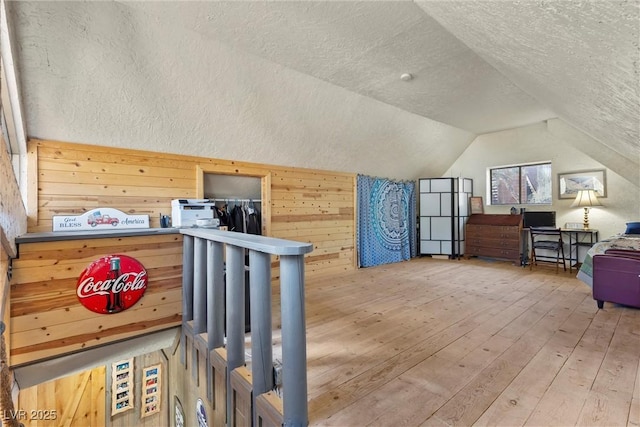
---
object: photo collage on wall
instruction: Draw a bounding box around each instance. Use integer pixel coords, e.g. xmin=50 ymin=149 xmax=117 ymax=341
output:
xmin=141 ymin=364 xmax=162 ymax=418
xmin=112 ymin=358 xmax=134 ymax=415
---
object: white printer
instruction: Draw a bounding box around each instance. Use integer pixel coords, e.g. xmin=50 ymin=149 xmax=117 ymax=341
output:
xmin=171 ymin=199 xmax=218 ymax=228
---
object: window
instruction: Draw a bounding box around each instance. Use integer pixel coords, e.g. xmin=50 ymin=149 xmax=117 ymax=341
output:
xmin=490 ymin=162 xmax=552 ymax=205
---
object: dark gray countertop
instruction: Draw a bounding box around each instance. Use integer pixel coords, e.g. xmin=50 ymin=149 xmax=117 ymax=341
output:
xmin=16 ymin=227 xmax=181 ymax=244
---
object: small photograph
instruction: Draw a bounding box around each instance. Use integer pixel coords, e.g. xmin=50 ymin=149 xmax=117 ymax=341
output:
xmin=116 ymin=372 xmax=129 ymax=381
xmin=116 ymin=381 xmax=129 ymax=391
xmin=116 ymin=400 xmax=130 ymax=410
xmin=146 ymin=377 xmax=158 ymax=387
xmin=144 ymin=403 xmax=158 ymax=414
xmin=145 ymin=395 xmax=158 ymax=405
xmin=146 ymin=386 xmax=158 ymax=395
xmin=116 ymin=361 xmax=130 ymax=371
xmin=116 ymin=391 xmax=128 ymax=400
xmin=145 ymin=367 xmax=158 ymax=377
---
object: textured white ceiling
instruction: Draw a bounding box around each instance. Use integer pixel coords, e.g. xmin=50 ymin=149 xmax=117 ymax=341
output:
xmin=417 ymin=0 xmax=640 ymax=167
xmin=122 ymin=0 xmax=556 ymax=134
xmin=6 ymin=1 xmax=639 ymax=180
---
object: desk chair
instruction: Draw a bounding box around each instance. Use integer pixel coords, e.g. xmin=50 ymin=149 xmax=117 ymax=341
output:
xmin=529 ymin=227 xmax=567 ymax=273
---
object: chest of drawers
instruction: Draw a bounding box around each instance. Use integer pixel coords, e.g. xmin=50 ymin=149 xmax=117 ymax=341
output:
xmin=465 ymin=214 xmax=523 ymax=264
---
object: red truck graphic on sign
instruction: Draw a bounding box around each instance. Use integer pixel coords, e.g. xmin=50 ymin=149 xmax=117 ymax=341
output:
xmin=88 ymin=211 xmax=119 ymax=227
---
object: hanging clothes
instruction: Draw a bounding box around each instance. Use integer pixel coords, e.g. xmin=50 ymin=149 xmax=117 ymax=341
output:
xmin=231 ymin=204 xmax=246 ymax=233
xmin=246 ymin=201 xmax=261 ymax=235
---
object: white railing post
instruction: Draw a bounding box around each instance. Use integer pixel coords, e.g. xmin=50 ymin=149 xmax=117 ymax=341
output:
xmin=280 ymin=254 xmax=308 ymax=426
xmin=193 ymin=237 xmax=207 ymax=334
xmin=207 ymin=240 xmax=225 ymax=349
xmin=182 ymin=235 xmax=194 ymax=322
xmin=249 ymin=249 xmax=273 ymax=424
xmin=225 ymin=243 xmax=246 ymax=421
xmin=180 ymin=235 xmax=194 ymax=365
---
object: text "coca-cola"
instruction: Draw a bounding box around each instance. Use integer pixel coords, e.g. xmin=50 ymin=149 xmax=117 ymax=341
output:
xmin=77 ymin=271 xmax=147 ymax=298
xmin=76 ymin=254 xmax=148 ymax=314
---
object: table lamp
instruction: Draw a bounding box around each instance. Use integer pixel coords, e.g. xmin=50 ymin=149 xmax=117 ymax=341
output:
xmin=570 ymin=189 xmax=602 ymax=229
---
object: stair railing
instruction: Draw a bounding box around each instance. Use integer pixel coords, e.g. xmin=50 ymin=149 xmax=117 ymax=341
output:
xmin=180 ymin=228 xmax=313 ymax=426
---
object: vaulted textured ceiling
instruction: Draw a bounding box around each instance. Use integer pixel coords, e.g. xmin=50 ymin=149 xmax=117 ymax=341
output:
xmin=6 ymin=1 xmax=639 ymax=180
xmin=122 ymin=0 xmax=556 ymax=134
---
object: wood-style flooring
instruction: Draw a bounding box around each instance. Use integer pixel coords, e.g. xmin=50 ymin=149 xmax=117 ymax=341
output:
xmin=300 ymin=257 xmax=639 ymax=426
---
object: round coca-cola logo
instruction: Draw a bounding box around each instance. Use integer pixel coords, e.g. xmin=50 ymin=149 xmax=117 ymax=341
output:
xmin=77 ymin=254 xmax=148 ymax=314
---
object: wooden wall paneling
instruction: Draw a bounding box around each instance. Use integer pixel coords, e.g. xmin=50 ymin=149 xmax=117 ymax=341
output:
xmin=27 ymin=141 xmax=39 ymax=228
xmin=91 ymin=366 xmax=107 ymax=426
xmin=211 ymin=348 xmax=227 ymax=426
xmin=18 ymin=365 xmax=106 ymax=427
xmin=270 ymin=169 xmax=355 ymax=278
xmin=167 ymin=328 xmax=217 ymax=427
xmin=255 ymin=391 xmax=284 ymax=427
xmin=1 ymin=247 xmax=10 ymax=365
xmin=230 ymin=367 xmax=252 ymax=427
xmin=31 ymin=139 xmax=356 ymax=278
xmin=262 ymin=173 xmax=272 ymax=237
xmin=33 ymin=140 xmax=197 ymax=231
xmin=195 ymin=165 xmax=205 ymax=199
xmin=0 ymin=134 xmax=27 ymax=257
xmin=9 ymin=234 xmax=183 ymax=366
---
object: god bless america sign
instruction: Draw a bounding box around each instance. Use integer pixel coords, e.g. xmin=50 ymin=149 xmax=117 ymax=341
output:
xmin=54 ymin=208 xmax=149 ymax=232
xmin=77 ymin=255 xmax=148 ymax=314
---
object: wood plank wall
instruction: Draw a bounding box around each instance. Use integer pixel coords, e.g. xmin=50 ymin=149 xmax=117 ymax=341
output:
xmin=1 ymin=247 xmax=9 ymax=364
xmin=18 ymin=365 xmax=106 ymax=426
xmin=0 ymin=134 xmax=27 ymax=257
xmin=10 ymin=233 xmax=183 ymax=366
xmin=29 ymin=139 xmax=356 ymax=277
xmin=17 ymin=350 xmax=168 ymax=427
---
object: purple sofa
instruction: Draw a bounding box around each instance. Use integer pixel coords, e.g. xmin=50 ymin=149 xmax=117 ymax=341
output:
xmin=592 ymin=249 xmax=640 ymax=309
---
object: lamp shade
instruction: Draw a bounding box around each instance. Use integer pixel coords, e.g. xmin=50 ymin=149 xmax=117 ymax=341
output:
xmin=570 ymin=189 xmax=602 ymax=208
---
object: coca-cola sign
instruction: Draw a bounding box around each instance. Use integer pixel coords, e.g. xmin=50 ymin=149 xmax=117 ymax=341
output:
xmin=77 ymin=255 xmax=148 ymax=314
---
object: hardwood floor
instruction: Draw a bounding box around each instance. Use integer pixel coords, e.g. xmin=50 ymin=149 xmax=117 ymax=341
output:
xmin=300 ymin=257 xmax=640 ymax=426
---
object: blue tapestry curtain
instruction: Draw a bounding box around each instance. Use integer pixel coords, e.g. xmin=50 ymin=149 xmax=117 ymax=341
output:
xmin=357 ymin=175 xmax=417 ymax=267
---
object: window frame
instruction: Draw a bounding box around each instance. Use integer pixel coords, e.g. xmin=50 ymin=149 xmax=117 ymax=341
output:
xmin=488 ymin=161 xmax=552 ymax=206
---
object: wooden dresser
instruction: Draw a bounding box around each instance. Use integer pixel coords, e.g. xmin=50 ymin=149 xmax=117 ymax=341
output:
xmin=465 ymin=214 xmax=523 ymax=264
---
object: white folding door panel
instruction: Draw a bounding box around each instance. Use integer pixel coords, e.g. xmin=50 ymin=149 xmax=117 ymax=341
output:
xmin=441 ymin=241 xmax=452 ymax=255
xmin=420 ymin=217 xmax=431 ymax=240
xmin=419 ymin=177 xmax=473 ymax=258
xmin=420 ymin=193 xmax=441 ymax=216
xmin=430 ymin=179 xmax=451 ymax=192
xmin=431 ymin=217 xmax=452 ymax=241
xmin=440 ymin=193 xmax=452 ymax=217
xmin=420 ymin=240 xmax=441 ymax=254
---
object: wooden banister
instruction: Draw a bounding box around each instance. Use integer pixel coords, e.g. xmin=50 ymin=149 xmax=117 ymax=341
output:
xmin=180 ymin=229 xmax=313 ymax=426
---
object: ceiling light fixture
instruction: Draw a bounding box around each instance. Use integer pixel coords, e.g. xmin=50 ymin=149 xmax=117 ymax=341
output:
xmin=400 ymin=73 xmax=413 ymax=81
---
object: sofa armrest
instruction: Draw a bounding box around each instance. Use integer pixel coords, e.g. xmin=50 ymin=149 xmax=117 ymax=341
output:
xmin=604 ymin=249 xmax=640 ymax=260
xmin=592 ymin=254 xmax=640 ymax=309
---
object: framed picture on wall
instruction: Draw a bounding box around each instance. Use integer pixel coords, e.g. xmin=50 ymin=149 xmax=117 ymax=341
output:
xmin=141 ymin=364 xmax=162 ymax=418
xmin=558 ymin=169 xmax=607 ymax=199
xmin=470 ymin=196 xmax=484 ymax=214
xmin=112 ymin=358 xmax=134 ymax=415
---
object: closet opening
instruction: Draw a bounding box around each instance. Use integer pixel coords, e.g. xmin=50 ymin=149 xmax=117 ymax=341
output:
xmin=201 ymin=171 xmax=269 ymax=235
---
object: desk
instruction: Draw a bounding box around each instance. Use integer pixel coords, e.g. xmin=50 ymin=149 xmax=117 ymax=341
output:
xmin=521 ymin=228 xmax=598 ymax=270
xmin=562 ymin=228 xmax=599 ymax=268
